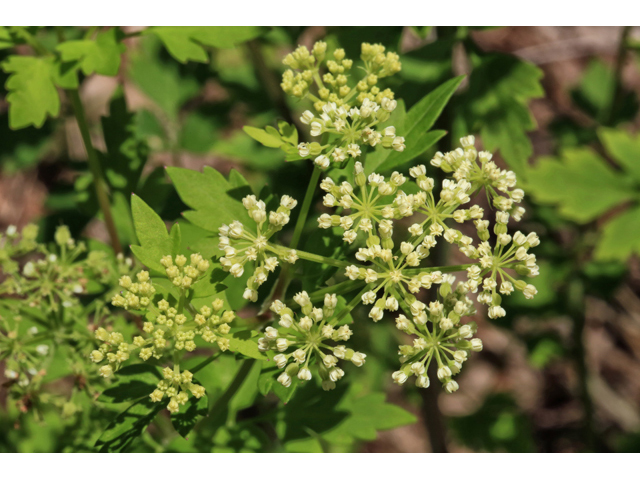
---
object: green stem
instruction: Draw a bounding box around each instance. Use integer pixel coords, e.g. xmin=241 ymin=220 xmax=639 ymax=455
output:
xmin=290 ymin=166 xmax=322 ymax=250
xmin=601 ymin=26 xmax=632 ymax=126
xmin=67 ymin=89 xmax=122 ymax=255
xmin=294 ymin=249 xmax=352 ymax=268
xmin=403 ymin=263 xmax=475 ymax=275
xmin=334 ymin=284 xmax=373 ymax=323
xmin=198 ymin=358 xmax=256 ymax=432
xmin=306 ymin=281 xmax=366 ymax=305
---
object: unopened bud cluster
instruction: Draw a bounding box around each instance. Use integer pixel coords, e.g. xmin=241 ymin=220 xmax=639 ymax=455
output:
xmin=258 ymin=292 xmax=366 ymax=391
xmin=1 ymin=224 xmax=115 ymax=313
xmin=93 ymin=255 xmax=235 ymax=413
xmin=282 ymin=42 xmax=404 ymax=170
xmin=150 ymin=367 xmax=206 ymax=414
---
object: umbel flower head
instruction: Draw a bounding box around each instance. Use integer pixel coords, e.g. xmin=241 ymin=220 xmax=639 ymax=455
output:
xmin=258 ymin=292 xmax=366 ymax=391
xmin=150 ymin=367 xmax=206 ymax=414
xmin=318 ymin=161 xmax=409 ymax=244
xmin=219 ymin=194 xmax=299 ymax=302
xmin=92 ymin=254 xmax=235 ymax=413
xmin=282 ymin=42 xmax=405 ymax=170
xmin=394 ymin=283 xmax=482 ymax=392
xmin=314 ymin=135 xmax=540 ymax=325
xmin=0 ymin=224 xmax=116 ymax=313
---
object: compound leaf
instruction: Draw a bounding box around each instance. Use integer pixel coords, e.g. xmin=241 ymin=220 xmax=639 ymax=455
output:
xmin=130 ymin=194 xmax=176 ymax=273
xmin=148 ymin=26 xmax=267 ymax=63
xmin=56 ymin=27 xmax=125 ymax=76
xmin=595 ymin=206 xmax=640 ymax=262
xmin=526 ymin=147 xmax=635 ymax=224
xmin=2 ymin=56 xmax=61 ymax=129
xmin=598 ymin=128 xmax=640 ymax=182
xmin=166 ymin=166 xmax=251 ymax=234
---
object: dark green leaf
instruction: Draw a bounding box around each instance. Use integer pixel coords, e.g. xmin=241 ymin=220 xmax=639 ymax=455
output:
xmin=99 ymin=364 xmax=162 ymax=404
xmin=95 ymin=398 xmax=165 ymax=452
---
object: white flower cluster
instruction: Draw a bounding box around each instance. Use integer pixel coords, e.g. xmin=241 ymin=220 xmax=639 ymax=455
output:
xmin=298 ymin=98 xmax=404 ymax=170
xmin=317 ymin=162 xmax=408 ymax=243
xmin=465 ymin=230 xmax=540 ymax=319
xmin=431 ymin=135 xmax=525 ymax=216
xmin=313 ymin=136 xmax=540 ymax=325
xmin=258 ymin=292 xmax=366 ymax=391
xmin=394 ymin=283 xmax=482 ymax=392
xmin=219 ymin=194 xmax=299 ymax=302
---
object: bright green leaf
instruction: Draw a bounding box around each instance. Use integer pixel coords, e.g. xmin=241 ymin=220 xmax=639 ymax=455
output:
xmin=130 ymin=194 xmax=174 ymax=272
xmin=171 ymin=393 xmax=208 ymax=438
xmin=228 ymin=329 xmax=268 ymax=361
xmin=598 ymin=128 xmax=640 ymax=182
xmin=147 ymin=26 xmax=267 ymax=63
xmin=526 ymin=147 xmax=635 ymax=223
xmin=243 ymin=125 xmax=284 ymax=148
xmin=56 ymin=27 xmax=125 ymax=76
xmin=2 ymin=56 xmax=60 ymax=129
xmin=98 ymin=364 xmax=162 ymax=404
xmin=166 ymin=166 xmax=252 ymax=234
xmin=595 ymin=206 xmax=640 ymax=262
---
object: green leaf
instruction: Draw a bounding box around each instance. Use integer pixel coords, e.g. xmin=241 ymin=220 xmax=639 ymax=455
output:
xmin=2 ymin=56 xmax=61 ymax=129
xmin=243 ymin=125 xmax=284 ymax=148
xmin=128 ymin=36 xmax=200 ymax=120
xmin=595 ymin=206 xmax=640 ymax=262
xmin=166 ymin=166 xmax=252 ymax=234
xmin=460 ymin=54 xmax=544 ymax=178
xmin=98 ymin=364 xmax=162 ymax=404
xmin=365 ymin=77 xmax=462 ymax=173
xmin=598 ymin=128 xmax=640 ymax=182
xmin=171 ymin=393 xmax=208 ymax=437
xmin=526 ymin=147 xmax=635 ymax=223
xmin=99 ymin=88 xmax=149 ymax=193
xmin=56 ymin=27 xmax=125 ymax=76
xmin=130 ymin=194 xmax=176 ymax=272
xmin=280 ymin=383 xmax=415 ymax=451
xmin=227 ymin=329 xmax=268 ymax=360
xmin=379 ymin=130 xmax=446 ymax=172
xmin=398 ymin=75 xmax=464 ymax=160
xmin=0 ymin=26 xmax=14 ymax=49
xmin=95 ymin=398 xmax=165 ymax=452
xmin=147 ymin=26 xmax=267 ymax=63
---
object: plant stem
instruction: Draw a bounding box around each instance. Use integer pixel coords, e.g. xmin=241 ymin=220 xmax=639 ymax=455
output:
xmin=293 ymin=248 xmax=352 ymax=268
xmin=290 ymin=166 xmax=322 ymax=250
xmin=198 ymin=358 xmax=256 ymax=433
xmin=67 ymin=89 xmax=122 ymax=255
xmin=301 ymin=280 xmax=366 ymax=306
xmin=403 ymin=263 xmax=475 ymax=275
xmin=335 ymin=284 xmax=373 ymax=323
xmin=394 ymin=288 xmax=449 ymax=453
xmin=601 ymin=26 xmax=632 ymax=126
xmin=264 ymin=166 xmax=322 ymax=306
